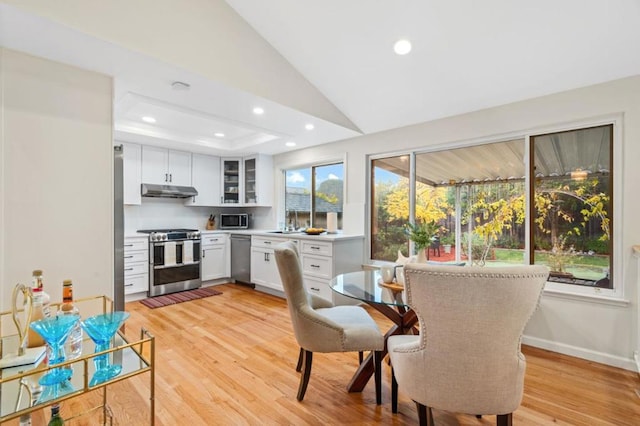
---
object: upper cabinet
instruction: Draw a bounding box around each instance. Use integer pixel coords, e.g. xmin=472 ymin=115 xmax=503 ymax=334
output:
xmin=243 ymin=154 xmax=273 ymax=206
xmin=141 ymin=146 xmax=192 ymax=186
xmin=122 ymin=142 xmax=142 ymax=205
xmin=186 ymin=153 xmax=221 ymax=207
xmin=221 ymin=158 xmax=242 ymax=205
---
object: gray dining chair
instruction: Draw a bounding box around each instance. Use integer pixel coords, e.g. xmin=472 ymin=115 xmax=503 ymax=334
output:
xmin=273 ymin=241 xmax=385 ymax=403
xmin=388 ymin=263 xmax=548 ymax=425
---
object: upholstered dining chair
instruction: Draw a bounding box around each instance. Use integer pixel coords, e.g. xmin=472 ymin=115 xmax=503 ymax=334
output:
xmin=388 ymin=263 xmax=548 ymax=426
xmin=274 ymin=241 xmax=385 ymax=403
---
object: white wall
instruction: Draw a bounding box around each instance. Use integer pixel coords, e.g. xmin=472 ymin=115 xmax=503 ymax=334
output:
xmin=0 ymin=48 xmax=113 ymax=310
xmin=124 ymin=200 xmax=274 ymax=234
xmin=274 ymin=75 xmax=640 ymax=370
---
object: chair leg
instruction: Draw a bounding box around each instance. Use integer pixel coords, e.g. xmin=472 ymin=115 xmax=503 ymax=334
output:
xmin=358 ymin=351 xmax=363 ymax=364
xmin=391 ymin=367 xmax=398 ymax=413
xmin=497 ymin=413 xmax=512 ymax=426
xmin=297 ymin=350 xmax=313 ymax=401
xmin=415 ymin=402 xmax=428 ymax=426
xmin=295 ymin=347 xmax=303 ymax=372
xmin=374 ymin=351 xmax=382 ymax=405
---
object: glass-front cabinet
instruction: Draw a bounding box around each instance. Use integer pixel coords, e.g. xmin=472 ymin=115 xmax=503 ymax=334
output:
xmin=244 ymin=157 xmax=257 ymax=204
xmin=221 ymin=158 xmax=242 ymax=204
xmin=243 ymin=154 xmax=273 ymax=206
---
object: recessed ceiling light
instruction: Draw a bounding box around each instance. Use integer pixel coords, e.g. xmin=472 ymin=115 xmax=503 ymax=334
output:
xmin=305 ymin=123 xmax=315 ymax=131
xmin=393 ymin=39 xmax=412 ymax=55
xmin=214 ymin=132 xmax=225 ymax=138
xmin=253 ymin=107 xmax=264 ymax=115
xmin=285 ymin=141 xmax=296 ymax=147
xmin=142 ymin=116 xmax=156 ymax=123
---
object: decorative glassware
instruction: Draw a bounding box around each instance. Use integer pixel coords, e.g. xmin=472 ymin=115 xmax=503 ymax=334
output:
xmin=81 ymin=311 xmax=130 ymax=386
xmin=29 ymin=314 xmax=80 ymax=386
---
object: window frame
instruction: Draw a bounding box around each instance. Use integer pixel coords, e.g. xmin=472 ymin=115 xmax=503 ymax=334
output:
xmin=279 ymin=153 xmax=347 ymax=230
xmin=367 ymin=115 xmax=624 ymax=301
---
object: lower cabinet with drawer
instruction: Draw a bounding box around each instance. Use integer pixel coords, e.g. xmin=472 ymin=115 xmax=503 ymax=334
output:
xmin=300 ymin=237 xmax=364 ymax=305
xmin=201 ymin=232 xmax=230 ymax=281
xmin=124 ymin=236 xmax=149 ymax=297
xmin=251 ymin=235 xmax=291 ymax=292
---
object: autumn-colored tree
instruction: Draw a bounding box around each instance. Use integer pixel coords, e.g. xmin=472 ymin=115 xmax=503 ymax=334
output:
xmin=385 ymin=178 xmax=451 ymax=224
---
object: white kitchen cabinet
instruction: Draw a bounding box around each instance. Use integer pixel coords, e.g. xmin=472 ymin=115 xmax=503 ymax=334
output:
xmin=221 ymin=158 xmax=242 ymax=204
xmin=250 ymin=235 xmax=293 ymax=292
xmin=141 ymin=145 xmax=192 ymax=186
xmin=299 ymin=237 xmax=364 ymax=305
xmin=201 ymin=232 xmax=230 ymax=281
xmin=243 ymin=154 xmax=273 ymax=206
xmin=124 ymin=236 xmax=149 ymax=296
xmin=186 ymin=153 xmax=221 ymax=207
xmin=122 ymin=142 xmax=142 ymax=205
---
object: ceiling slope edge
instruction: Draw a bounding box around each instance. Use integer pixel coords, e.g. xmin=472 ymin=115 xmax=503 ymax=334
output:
xmin=1 ymin=0 xmax=361 ymax=134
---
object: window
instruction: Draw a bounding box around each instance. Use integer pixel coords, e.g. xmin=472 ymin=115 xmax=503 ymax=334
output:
xmin=370 ymin=123 xmax=615 ymax=292
xmin=371 ymin=155 xmax=410 ymax=260
xmin=531 ymin=125 xmax=613 ymax=288
xmin=285 ymin=163 xmax=344 ymax=230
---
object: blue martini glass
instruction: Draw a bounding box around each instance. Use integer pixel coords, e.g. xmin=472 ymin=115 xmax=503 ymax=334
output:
xmin=29 ymin=315 xmax=80 ymax=386
xmin=81 ymin=311 xmax=130 ymax=386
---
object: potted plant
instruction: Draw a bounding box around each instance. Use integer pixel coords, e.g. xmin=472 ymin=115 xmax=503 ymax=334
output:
xmin=405 ymin=220 xmax=440 ymax=262
xmin=441 ymin=233 xmax=454 ymax=254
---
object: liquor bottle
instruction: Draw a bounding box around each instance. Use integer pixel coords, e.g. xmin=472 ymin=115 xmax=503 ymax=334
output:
xmin=48 ymin=404 xmax=64 ymax=425
xmin=26 ymin=287 xmax=45 ymax=348
xmin=60 ymin=279 xmax=82 ymax=358
xmin=32 ymin=270 xmax=51 ymax=318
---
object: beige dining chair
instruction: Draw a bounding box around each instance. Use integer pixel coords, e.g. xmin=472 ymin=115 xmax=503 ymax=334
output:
xmin=388 ymin=263 xmax=548 ymax=425
xmin=273 ymin=241 xmax=385 ymax=403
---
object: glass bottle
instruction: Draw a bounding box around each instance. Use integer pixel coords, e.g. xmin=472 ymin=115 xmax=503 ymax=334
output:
xmin=32 ymin=270 xmax=51 ymax=318
xmin=60 ymin=279 xmax=82 ymax=358
xmin=27 ymin=288 xmax=45 ymax=348
xmin=48 ymin=404 xmax=64 ymax=425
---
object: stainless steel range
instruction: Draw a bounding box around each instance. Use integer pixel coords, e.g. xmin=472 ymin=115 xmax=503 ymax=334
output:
xmin=137 ymin=229 xmax=201 ymax=297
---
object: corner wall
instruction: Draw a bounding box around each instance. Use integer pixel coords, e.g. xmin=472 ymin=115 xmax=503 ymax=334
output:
xmin=274 ymin=75 xmax=640 ymax=370
xmin=0 ymin=48 xmax=113 ymax=309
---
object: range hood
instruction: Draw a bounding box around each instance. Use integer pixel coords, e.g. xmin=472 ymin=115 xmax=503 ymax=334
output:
xmin=141 ymin=183 xmax=198 ymax=198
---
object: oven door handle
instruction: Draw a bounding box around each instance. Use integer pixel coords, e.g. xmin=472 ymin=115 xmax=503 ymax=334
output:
xmin=152 ymin=261 xmax=200 ymax=270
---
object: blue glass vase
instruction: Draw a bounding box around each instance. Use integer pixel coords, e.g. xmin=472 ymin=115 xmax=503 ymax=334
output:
xmin=81 ymin=311 xmax=130 ymax=386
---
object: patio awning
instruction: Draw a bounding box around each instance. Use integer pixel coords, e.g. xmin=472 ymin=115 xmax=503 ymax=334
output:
xmin=374 ymin=126 xmax=610 ymax=186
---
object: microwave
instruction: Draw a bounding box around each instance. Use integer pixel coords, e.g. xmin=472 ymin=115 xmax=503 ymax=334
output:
xmin=220 ymin=213 xmax=249 ymax=229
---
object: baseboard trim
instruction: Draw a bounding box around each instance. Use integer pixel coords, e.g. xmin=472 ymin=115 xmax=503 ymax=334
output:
xmin=522 ymin=335 xmax=637 ymax=372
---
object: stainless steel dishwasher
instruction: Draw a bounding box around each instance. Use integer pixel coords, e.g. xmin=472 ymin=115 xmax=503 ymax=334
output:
xmin=231 ymin=234 xmax=252 ymax=284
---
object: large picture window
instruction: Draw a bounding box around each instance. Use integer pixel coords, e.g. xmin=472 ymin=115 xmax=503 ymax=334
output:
xmin=370 ymin=123 xmax=615 ymax=291
xmin=531 ymin=125 xmax=612 ymax=288
xmin=285 ymin=163 xmax=344 ymax=230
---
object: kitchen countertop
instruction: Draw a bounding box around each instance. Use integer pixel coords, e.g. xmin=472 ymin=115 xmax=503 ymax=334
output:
xmin=126 ymin=229 xmax=364 ymax=241
xmin=200 ymin=229 xmax=364 ymax=241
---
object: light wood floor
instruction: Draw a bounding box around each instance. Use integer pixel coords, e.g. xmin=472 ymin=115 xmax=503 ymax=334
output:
xmin=17 ymin=283 xmax=640 ymax=425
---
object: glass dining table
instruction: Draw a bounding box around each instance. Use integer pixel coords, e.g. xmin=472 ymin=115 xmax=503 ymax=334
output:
xmin=330 ymin=269 xmax=418 ymax=393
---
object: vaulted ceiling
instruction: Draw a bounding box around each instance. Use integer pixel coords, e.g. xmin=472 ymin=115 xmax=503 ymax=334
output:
xmin=2 ymin=1 xmax=639 ymax=156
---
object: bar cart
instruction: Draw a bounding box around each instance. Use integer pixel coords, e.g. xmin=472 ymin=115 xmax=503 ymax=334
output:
xmin=0 ymin=296 xmax=154 ymax=425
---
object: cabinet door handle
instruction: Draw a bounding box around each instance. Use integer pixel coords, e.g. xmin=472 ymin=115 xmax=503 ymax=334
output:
xmin=311 ymin=246 xmax=321 ymax=250
xmin=125 ymin=283 xmax=134 ymax=287
xmin=202 ymin=250 xmax=205 ymax=258
xmin=169 ymin=173 xmax=172 ymax=182
xmin=125 ymin=267 xmax=134 ymax=271
xmin=310 ymin=264 xmax=320 ymax=268
xmin=124 ymin=244 xmax=134 ymax=247
xmin=310 ymin=287 xmax=320 ymax=291
xmin=124 ymin=255 xmax=134 ymax=259
xmin=265 ymin=241 xmax=271 ymax=245
xmin=165 ymin=173 xmax=168 ymax=182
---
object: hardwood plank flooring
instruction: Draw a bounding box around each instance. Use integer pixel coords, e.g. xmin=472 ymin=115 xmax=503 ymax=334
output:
xmin=12 ymin=283 xmax=640 ymax=425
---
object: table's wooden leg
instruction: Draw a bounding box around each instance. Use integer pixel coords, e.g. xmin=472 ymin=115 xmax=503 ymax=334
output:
xmin=346 ymin=306 xmax=418 ymax=392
